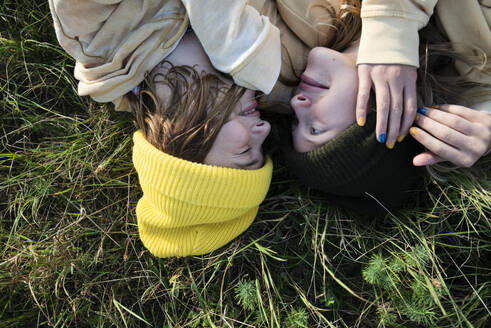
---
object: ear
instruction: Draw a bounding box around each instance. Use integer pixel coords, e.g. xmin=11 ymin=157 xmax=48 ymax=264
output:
xmin=153 ymin=82 xmax=172 ymax=108
xmin=150 ymin=67 xmax=171 ymax=106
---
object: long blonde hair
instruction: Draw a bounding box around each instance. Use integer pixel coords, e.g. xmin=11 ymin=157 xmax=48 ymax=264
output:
xmin=126 ymin=62 xmax=245 ymax=163
xmin=308 ymin=0 xmax=361 ymax=51
xmin=277 ymin=0 xmax=362 ymax=88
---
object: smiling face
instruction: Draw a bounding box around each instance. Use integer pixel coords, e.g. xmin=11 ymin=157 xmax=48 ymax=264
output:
xmin=204 ymin=89 xmax=271 ymax=169
xmin=291 ymin=45 xmax=359 ymax=152
xmin=148 ymin=31 xmax=270 ymax=170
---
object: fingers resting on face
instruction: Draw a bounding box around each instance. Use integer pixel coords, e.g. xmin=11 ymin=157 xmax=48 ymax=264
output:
xmin=409 ymin=104 xmax=491 ymax=168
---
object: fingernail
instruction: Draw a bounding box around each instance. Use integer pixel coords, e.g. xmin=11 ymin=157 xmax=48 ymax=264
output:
xmin=409 ymin=127 xmax=418 ymax=135
xmin=432 ymin=104 xmax=439 ymax=109
xmin=387 ymin=141 xmax=395 ymax=149
xmin=397 ymin=135 xmax=406 ymax=143
xmin=357 ymin=117 xmax=365 ymax=126
xmin=417 ymin=107 xmax=427 ymax=115
xmin=378 ymin=133 xmax=386 ymax=143
xmin=415 ymin=114 xmax=420 ymax=121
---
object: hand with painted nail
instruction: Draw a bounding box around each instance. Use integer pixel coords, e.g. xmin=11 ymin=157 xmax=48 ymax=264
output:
xmin=356 ymin=64 xmax=418 ymax=149
xmin=409 ymin=105 xmax=491 ymax=167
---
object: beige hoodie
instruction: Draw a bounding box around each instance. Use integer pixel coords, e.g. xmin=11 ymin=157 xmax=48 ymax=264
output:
xmin=359 ymin=0 xmax=490 ymax=89
xmin=50 ymin=0 xmax=490 ymax=111
xmin=357 ymin=0 xmax=438 ymax=67
xmin=49 ymin=0 xmax=281 ymax=111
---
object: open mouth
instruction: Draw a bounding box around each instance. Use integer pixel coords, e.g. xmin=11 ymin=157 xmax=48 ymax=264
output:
xmin=240 ymin=101 xmax=259 ymax=116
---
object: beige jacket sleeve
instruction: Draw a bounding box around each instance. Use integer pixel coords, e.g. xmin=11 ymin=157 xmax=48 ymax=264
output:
xmin=180 ymin=0 xmax=281 ymax=94
xmin=48 ymin=0 xmax=188 ymax=111
xmin=357 ymin=0 xmax=438 ymax=67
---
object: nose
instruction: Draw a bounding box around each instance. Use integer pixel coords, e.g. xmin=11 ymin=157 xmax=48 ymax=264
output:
xmin=251 ymin=118 xmax=271 ymax=137
xmin=290 ymin=94 xmax=311 ymax=109
xmin=290 ymin=94 xmax=311 ymax=126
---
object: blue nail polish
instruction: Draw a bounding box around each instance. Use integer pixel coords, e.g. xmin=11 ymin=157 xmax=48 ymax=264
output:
xmin=417 ymin=107 xmax=427 ymax=115
xmin=378 ymin=133 xmax=386 ymax=143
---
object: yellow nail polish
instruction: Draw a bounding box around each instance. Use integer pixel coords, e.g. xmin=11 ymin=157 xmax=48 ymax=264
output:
xmin=410 ymin=127 xmax=418 ymax=135
xmin=357 ymin=117 xmax=365 ymax=126
xmin=387 ymin=141 xmax=395 ymax=149
xmin=432 ymin=104 xmax=439 ymax=109
xmin=415 ymin=114 xmax=420 ymax=121
xmin=397 ymin=135 xmax=406 ymax=143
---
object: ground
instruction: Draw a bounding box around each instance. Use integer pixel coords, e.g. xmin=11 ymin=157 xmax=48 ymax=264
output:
xmin=1 ymin=2 xmax=490 ymax=327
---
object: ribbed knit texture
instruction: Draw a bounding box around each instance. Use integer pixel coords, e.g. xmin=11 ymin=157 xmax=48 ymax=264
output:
xmin=132 ymin=130 xmax=273 ymax=257
xmin=280 ymin=113 xmax=424 ymax=214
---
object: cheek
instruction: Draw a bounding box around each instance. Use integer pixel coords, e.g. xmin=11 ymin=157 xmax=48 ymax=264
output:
xmin=215 ymin=121 xmax=250 ymax=151
xmin=331 ymin=69 xmax=358 ymax=108
xmin=314 ymin=78 xmax=358 ymax=126
xmin=339 ymin=73 xmax=358 ymax=107
xmin=308 ymin=47 xmax=330 ymax=69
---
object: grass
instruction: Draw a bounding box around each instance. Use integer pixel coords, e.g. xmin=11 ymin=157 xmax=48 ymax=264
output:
xmin=1 ymin=1 xmax=490 ymax=327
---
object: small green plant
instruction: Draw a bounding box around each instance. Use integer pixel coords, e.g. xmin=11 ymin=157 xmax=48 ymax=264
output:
xmin=400 ymin=298 xmax=437 ymax=327
xmin=284 ymin=307 xmax=308 ymax=328
xmin=388 ymin=256 xmax=405 ymax=273
xmin=363 ymin=245 xmax=441 ymax=327
xmin=377 ymin=303 xmax=397 ymax=327
xmin=405 ymin=244 xmax=430 ymax=268
xmin=410 ymin=279 xmax=432 ymax=305
xmin=323 ymin=288 xmax=336 ymax=307
xmin=234 ymin=280 xmax=257 ymax=311
xmin=362 ymin=253 xmax=392 ymax=289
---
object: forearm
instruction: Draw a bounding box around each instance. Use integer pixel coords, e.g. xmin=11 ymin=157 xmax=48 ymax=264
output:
xmin=180 ymin=0 xmax=281 ymax=94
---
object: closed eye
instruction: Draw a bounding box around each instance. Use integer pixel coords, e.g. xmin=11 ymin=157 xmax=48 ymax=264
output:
xmin=239 ymin=147 xmax=251 ymax=155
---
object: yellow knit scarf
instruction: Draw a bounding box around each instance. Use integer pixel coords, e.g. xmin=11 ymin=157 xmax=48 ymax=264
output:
xmin=132 ymin=130 xmax=273 ymax=257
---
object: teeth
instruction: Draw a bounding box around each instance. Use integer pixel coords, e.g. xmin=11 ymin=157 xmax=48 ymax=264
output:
xmin=243 ymin=108 xmax=256 ymax=115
